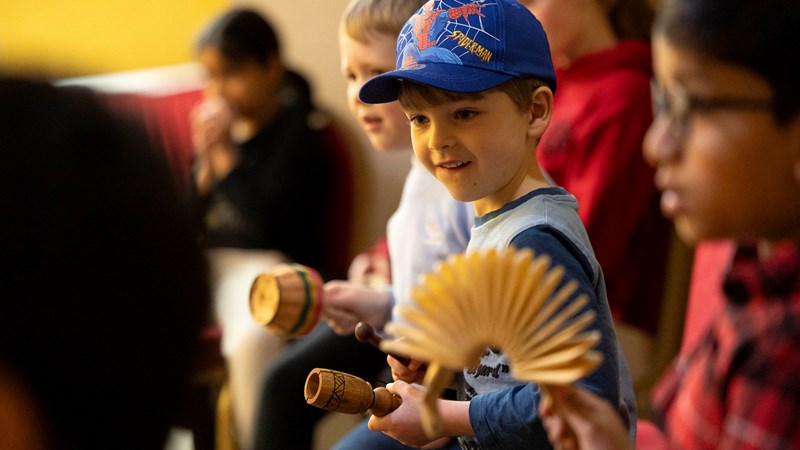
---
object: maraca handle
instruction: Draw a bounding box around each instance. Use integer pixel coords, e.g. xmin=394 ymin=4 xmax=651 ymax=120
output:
xmin=355 ymin=322 xmax=412 ymax=366
xmin=370 ymin=386 xmax=402 ymax=416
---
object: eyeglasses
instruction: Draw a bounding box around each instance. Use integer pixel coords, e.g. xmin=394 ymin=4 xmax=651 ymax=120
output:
xmin=650 ymin=81 xmax=773 ymax=146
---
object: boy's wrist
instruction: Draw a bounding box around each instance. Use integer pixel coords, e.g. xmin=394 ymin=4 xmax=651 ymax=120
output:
xmin=437 ymin=398 xmax=473 ymax=439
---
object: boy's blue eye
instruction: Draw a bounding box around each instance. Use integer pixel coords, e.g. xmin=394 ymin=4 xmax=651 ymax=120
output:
xmin=409 ymin=115 xmax=429 ymax=126
xmin=455 ymin=110 xmax=477 ymax=120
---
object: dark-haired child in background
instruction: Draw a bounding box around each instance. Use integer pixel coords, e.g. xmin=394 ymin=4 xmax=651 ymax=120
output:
xmin=188 ymin=8 xmax=334 ymax=448
xmin=190 ymin=8 xmax=331 ymax=271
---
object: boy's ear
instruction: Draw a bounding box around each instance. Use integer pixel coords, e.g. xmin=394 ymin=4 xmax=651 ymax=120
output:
xmin=527 ymin=86 xmax=553 ymax=139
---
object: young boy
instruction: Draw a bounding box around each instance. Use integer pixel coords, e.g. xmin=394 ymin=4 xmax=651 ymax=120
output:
xmin=540 ymin=0 xmax=800 ymax=448
xmin=254 ymin=1 xmax=474 ymax=448
xmin=357 ymin=0 xmax=629 ymax=448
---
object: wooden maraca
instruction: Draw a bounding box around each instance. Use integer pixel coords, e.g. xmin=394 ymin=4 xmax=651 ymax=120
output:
xmin=249 ymin=263 xmax=324 ymax=337
xmin=304 ymin=368 xmax=401 ymax=417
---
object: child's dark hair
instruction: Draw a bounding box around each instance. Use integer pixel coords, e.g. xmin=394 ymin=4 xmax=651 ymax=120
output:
xmin=398 ymin=78 xmax=547 ymax=113
xmin=606 ymin=0 xmax=654 ymax=42
xmin=654 ymin=0 xmax=799 ymax=124
xmin=196 ymin=8 xmax=280 ymax=64
xmin=0 ymin=77 xmax=210 ymax=449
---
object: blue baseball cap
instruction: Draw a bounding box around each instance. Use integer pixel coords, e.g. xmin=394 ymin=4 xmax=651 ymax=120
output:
xmin=359 ymin=0 xmax=556 ymax=104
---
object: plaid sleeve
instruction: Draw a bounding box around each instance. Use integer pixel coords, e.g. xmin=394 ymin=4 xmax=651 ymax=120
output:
xmin=720 ymin=307 xmax=800 ymax=450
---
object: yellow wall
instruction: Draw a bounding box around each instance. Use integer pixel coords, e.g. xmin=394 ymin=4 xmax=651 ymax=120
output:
xmin=0 ymin=0 xmax=228 ymax=77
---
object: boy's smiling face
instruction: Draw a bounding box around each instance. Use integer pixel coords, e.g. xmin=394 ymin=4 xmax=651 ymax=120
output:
xmin=339 ymin=30 xmax=411 ymax=152
xmin=404 ymin=89 xmax=547 ymax=215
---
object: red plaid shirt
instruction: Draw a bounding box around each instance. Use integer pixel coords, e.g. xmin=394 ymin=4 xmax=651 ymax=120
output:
xmin=651 ymin=240 xmax=800 ymax=449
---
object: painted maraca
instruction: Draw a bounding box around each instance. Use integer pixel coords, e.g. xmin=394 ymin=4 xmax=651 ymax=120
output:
xmin=249 ymin=263 xmax=324 ymax=337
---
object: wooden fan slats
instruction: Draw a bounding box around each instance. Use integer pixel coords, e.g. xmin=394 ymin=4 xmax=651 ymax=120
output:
xmin=418 ymin=272 xmax=452 ymax=311
xmin=393 ymin=305 xmax=450 ymax=340
xmin=383 ymin=322 xmax=466 ymax=369
xmin=380 ymin=248 xmax=605 ymax=438
xmin=467 ymin=250 xmax=494 ymax=324
xmin=420 ymin=362 xmax=454 ymax=437
xmin=520 ymin=292 xmax=589 ymax=354
xmin=492 ymin=248 xmax=515 ymax=318
xmin=501 ymin=253 xmax=549 ymax=339
xmin=520 ymin=276 xmax=575 ymax=346
xmin=511 ymin=351 xmax=603 ymax=386
xmin=494 ymin=249 xmax=531 ymax=339
xmin=511 ymin=331 xmax=600 ymax=373
xmin=410 ymin=284 xmax=472 ymax=338
xmin=505 ymin=265 xmax=565 ymax=349
xmin=514 ymin=310 xmax=597 ymax=362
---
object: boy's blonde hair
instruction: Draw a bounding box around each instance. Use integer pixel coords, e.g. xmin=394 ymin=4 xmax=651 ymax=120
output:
xmin=340 ymin=0 xmax=427 ymax=42
xmin=398 ymin=78 xmax=547 ymax=113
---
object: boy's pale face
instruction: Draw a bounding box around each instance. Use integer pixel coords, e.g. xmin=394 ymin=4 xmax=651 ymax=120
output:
xmin=405 ymin=90 xmax=542 ymax=216
xmin=339 ymin=30 xmax=411 ymax=152
xmin=645 ymin=36 xmax=800 ymax=245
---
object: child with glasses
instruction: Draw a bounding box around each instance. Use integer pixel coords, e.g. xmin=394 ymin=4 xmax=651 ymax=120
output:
xmin=540 ymin=0 xmax=800 ymax=448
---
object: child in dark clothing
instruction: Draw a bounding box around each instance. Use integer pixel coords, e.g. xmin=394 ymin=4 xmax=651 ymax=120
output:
xmin=191 ymin=8 xmax=330 ymax=273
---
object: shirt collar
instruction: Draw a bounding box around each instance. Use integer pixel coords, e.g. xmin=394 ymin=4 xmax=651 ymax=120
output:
xmin=723 ymin=240 xmax=800 ymax=305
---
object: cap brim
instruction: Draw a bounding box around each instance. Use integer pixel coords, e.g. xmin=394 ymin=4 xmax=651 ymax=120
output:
xmin=359 ymin=62 xmax=514 ymax=104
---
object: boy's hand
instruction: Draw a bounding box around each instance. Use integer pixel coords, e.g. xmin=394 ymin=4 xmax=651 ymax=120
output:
xmin=322 ymin=280 xmax=391 ymax=335
xmin=368 ymin=381 xmax=451 ymax=448
xmin=191 ymin=97 xmax=238 ymax=195
xmin=539 ymin=385 xmax=634 ymax=450
xmin=388 ymin=354 xmax=426 ymax=384
xmin=347 ymin=242 xmax=391 ymax=287
xmin=191 ymin=96 xmax=234 ymax=152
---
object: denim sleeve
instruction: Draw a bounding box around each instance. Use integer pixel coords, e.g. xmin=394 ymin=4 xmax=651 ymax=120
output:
xmin=468 ymin=383 xmax=552 ymax=449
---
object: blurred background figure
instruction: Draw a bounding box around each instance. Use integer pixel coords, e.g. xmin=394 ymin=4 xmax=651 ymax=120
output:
xmin=190 ymin=7 xmax=331 ymax=273
xmin=519 ymin=0 xmax=674 ymax=390
xmin=0 ymin=77 xmax=209 ymax=450
xmin=188 ymin=8 xmax=345 ymax=449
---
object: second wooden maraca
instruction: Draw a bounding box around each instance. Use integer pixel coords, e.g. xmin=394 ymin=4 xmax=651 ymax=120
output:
xmin=249 ymin=263 xmax=324 ymax=337
xmin=304 ymin=368 xmax=401 ymax=417
xmin=355 ymin=321 xmax=412 ymax=366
